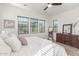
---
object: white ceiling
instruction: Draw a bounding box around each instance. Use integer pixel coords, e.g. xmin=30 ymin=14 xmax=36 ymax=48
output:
xmin=24 ymin=3 xmax=79 ymax=17
xmin=1 ymin=3 xmax=79 ymax=17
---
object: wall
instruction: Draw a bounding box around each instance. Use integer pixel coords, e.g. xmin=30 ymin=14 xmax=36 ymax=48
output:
xmin=50 ymin=7 xmax=79 ymax=40
xmin=0 ymin=4 xmax=49 ymax=39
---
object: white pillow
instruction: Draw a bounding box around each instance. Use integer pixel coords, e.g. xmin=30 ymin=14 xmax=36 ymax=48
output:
xmin=0 ymin=33 xmax=9 ymax=39
xmin=0 ymin=37 xmax=11 ymax=55
xmin=5 ymin=35 xmax=22 ymax=52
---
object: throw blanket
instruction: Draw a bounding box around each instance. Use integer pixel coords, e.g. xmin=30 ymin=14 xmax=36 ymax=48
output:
xmin=35 ymin=44 xmax=67 ymax=56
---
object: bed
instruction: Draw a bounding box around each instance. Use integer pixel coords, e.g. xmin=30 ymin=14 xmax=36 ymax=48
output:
xmin=10 ymin=37 xmax=67 ymax=56
xmin=0 ymin=30 xmax=67 ymax=56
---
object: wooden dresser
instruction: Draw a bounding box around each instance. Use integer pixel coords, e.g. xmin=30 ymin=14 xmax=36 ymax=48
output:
xmin=56 ymin=33 xmax=79 ymax=49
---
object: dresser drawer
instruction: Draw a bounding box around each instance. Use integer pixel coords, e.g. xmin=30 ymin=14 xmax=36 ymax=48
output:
xmin=56 ymin=33 xmax=79 ymax=49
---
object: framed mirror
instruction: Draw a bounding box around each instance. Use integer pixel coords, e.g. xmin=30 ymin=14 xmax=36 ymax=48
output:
xmin=62 ymin=24 xmax=72 ymax=34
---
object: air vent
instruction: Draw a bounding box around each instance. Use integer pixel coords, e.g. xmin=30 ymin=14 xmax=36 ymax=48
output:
xmin=23 ymin=4 xmax=27 ymax=6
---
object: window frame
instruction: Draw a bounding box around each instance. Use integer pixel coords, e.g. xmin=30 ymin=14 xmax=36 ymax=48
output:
xmin=30 ymin=18 xmax=38 ymax=34
xmin=18 ymin=16 xmax=29 ymax=34
xmin=38 ymin=20 xmax=45 ymax=33
xmin=18 ymin=16 xmax=46 ymax=34
xmin=53 ymin=19 xmax=58 ymax=32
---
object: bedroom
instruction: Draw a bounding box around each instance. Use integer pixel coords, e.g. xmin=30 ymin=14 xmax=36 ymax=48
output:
xmin=0 ymin=3 xmax=79 ymax=56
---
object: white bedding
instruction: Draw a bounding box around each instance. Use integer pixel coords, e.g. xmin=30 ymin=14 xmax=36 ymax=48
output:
xmin=35 ymin=44 xmax=67 ymax=56
xmin=0 ymin=38 xmax=11 ymax=56
xmin=11 ymin=37 xmax=52 ymax=56
xmin=11 ymin=37 xmax=67 ymax=56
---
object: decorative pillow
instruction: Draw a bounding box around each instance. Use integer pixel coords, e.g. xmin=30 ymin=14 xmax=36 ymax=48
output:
xmin=0 ymin=37 xmax=11 ymax=55
xmin=19 ymin=36 xmax=27 ymax=45
xmin=4 ymin=35 xmax=22 ymax=52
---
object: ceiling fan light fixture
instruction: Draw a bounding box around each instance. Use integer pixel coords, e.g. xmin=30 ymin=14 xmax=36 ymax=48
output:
xmin=48 ymin=4 xmax=52 ymax=7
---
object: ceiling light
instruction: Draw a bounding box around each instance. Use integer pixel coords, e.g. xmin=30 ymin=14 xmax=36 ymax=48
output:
xmin=48 ymin=4 xmax=52 ymax=7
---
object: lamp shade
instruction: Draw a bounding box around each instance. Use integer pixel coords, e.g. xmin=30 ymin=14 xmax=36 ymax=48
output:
xmin=1 ymin=30 xmax=6 ymax=34
xmin=48 ymin=27 xmax=53 ymax=32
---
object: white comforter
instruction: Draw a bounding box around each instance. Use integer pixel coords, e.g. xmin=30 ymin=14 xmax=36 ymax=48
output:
xmin=11 ymin=37 xmax=67 ymax=56
xmin=35 ymin=44 xmax=67 ymax=56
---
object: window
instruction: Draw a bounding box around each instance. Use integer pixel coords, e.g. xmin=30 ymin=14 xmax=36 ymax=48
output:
xmin=38 ymin=20 xmax=45 ymax=33
xmin=53 ymin=20 xmax=58 ymax=32
xmin=18 ymin=16 xmax=45 ymax=34
xmin=30 ymin=18 xmax=38 ymax=33
xmin=18 ymin=16 xmax=29 ymax=34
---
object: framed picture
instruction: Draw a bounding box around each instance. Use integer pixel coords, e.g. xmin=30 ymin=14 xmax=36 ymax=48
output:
xmin=4 ymin=20 xmax=15 ymax=28
xmin=62 ymin=24 xmax=72 ymax=34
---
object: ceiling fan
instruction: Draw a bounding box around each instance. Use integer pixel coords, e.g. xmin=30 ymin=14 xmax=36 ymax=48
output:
xmin=44 ymin=3 xmax=62 ymax=11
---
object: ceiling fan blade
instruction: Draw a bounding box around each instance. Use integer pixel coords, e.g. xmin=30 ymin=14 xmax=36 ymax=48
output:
xmin=44 ymin=6 xmax=48 ymax=10
xmin=52 ymin=3 xmax=62 ymax=6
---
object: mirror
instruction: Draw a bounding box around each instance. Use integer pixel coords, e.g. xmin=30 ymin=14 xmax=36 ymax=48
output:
xmin=62 ymin=24 xmax=72 ymax=34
